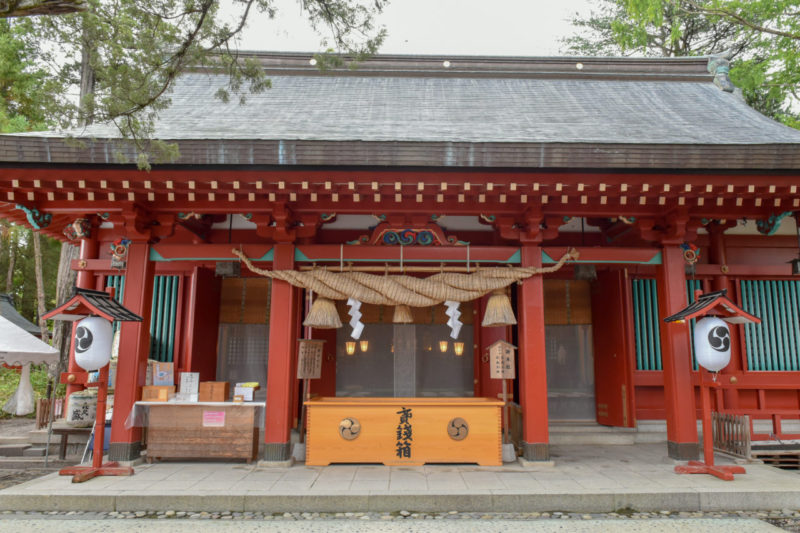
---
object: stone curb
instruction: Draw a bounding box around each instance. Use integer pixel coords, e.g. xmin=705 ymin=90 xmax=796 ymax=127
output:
xmin=3 ymin=489 xmax=800 ymax=513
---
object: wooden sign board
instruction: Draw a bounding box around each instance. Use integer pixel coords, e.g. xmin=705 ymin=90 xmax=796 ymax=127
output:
xmin=488 ymin=340 xmax=516 ymax=379
xmin=297 ymin=339 xmax=325 ymax=379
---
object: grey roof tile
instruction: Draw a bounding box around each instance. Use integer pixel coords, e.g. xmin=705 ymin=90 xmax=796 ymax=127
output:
xmin=23 ymin=72 xmax=800 ymax=145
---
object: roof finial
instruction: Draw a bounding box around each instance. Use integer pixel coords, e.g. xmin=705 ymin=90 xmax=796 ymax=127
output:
xmin=707 ymin=50 xmax=735 ymax=93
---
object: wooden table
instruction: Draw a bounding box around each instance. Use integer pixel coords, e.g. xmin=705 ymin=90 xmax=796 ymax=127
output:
xmin=51 ymin=425 xmax=91 ymax=460
xmin=305 ymin=397 xmax=503 ymax=466
xmin=131 ymin=402 xmax=263 ymax=463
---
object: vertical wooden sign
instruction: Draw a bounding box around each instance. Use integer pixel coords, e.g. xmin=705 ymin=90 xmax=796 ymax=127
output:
xmin=297 ymin=339 xmax=324 ymax=379
xmin=488 ymin=340 xmax=516 ymax=379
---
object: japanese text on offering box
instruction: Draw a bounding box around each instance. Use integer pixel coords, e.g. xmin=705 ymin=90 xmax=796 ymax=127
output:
xmin=395 ymin=407 xmax=413 ymax=459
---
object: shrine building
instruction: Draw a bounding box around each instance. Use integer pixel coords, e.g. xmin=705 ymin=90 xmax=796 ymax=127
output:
xmin=1 ymin=53 xmax=800 ymax=465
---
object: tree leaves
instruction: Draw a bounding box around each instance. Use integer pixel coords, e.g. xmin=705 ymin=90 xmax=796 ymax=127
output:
xmin=5 ymin=0 xmax=387 ymax=168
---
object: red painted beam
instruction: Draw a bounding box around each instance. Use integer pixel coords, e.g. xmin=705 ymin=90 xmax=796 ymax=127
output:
xmin=695 ymin=264 xmax=796 ymax=277
xmin=544 ymin=246 xmax=659 ymax=264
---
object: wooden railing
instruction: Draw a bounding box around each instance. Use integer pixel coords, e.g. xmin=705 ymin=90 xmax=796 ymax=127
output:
xmin=35 ymin=398 xmax=64 ymax=429
xmin=712 ymin=412 xmax=751 ymax=459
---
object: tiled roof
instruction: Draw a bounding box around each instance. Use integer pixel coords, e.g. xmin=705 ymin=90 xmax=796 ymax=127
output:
xmin=27 ymin=72 xmax=800 ymax=145
xmin=4 ymin=54 xmax=800 ymax=168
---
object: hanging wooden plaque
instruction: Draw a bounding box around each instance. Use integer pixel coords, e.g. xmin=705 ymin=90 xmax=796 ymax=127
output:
xmin=297 ymin=339 xmax=325 ymax=379
xmin=488 ymin=340 xmax=516 ymax=379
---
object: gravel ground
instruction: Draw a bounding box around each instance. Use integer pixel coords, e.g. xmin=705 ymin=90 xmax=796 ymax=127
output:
xmin=0 ymin=509 xmax=798 ymax=531
xmin=0 ymin=517 xmax=789 ymax=532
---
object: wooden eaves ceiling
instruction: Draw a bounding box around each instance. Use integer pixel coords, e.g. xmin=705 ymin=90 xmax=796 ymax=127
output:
xmin=2 ymin=167 xmax=799 ymax=242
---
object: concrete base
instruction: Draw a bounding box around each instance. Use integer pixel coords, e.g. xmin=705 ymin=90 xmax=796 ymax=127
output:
xmin=256 ymin=457 xmax=294 ymax=468
xmin=668 ymin=440 xmax=700 ymax=460
xmin=521 ymin=441 xmax=549 ymax=461
xmin=517 ymin=457 xmax=556 ymax=469
xmin=109 ymin=441 xmax=142 ymax=462
xmin=263 ymin=442 xmax=291 ymax=462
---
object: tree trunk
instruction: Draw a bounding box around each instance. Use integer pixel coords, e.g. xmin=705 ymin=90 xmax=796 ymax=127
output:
xmin=33 ymin=231 xmax=49 ymax=343
xmin=5 ymin=241 xmax=15 ymax=293
xmin=51 ymin=243 xmax=79 ymax=368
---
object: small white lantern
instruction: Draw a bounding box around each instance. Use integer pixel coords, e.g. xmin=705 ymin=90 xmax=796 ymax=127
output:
xmin=73 ymin=316 xmax=113 ymax=371
xmin=693 ymin=316 xmax=731 ymax=372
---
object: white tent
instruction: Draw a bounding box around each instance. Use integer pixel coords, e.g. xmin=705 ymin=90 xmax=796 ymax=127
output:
xmin=1 ymin=315 xmax=59 ymax=416
xmin=0 ymin=315 xmax=58 ymax=366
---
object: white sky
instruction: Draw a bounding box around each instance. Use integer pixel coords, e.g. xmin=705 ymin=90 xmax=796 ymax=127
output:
xmin=236 ymin=0 xmax=595 ymax=56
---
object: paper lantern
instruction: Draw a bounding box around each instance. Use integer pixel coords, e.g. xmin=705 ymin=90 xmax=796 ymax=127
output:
xmin=73 ymin=316 xmax=113 ymax=371
xmin=693 ymin=316 xmax=731 ymax=372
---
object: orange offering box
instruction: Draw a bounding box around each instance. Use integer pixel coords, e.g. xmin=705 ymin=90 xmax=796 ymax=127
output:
xmin=305 ymin=397 xmax=503 ymax=467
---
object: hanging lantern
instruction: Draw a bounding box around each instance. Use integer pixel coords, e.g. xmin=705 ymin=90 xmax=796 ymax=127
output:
xmin=393 ymin=304 xmax=413 ymax=323
xmin=453 ymin=342 xmax=465 ymax=356
xmin=439 ymin=340 xmax=449 ymax=353
xmin=360 ymin=340 xmax=369 ymax=352
xmin=73 ymin=316 xmax=114 ymax=371
xmin=303 ymin=297 xmax=342 ymax=329
xmin=345 ymin=341 xmax=356 ymax=355
xmin=482 ymin=288 xmax=517 ymax=327
xmin=693 ymin=316 xmax=732 ymax=372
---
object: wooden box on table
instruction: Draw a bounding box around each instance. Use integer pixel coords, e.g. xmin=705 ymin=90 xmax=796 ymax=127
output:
xmin=144 ymin=403 xmax=260 ymax=463
xmin=198 ymin=381 xmax=230 ymax=402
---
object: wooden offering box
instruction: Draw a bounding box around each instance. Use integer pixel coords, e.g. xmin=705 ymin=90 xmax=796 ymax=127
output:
xmin=143 ymin=403 xmax=260 ymax=463
xmin=305 ymin=397 xmax=503 ymax=466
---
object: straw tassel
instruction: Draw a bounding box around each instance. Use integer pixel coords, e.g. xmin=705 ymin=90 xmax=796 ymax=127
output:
xmin=482 ymin=289 xmax=517 ymax=327
xmin=303 ymin=297 xmax=342 ymax=329
xmin=393 ymin=305 xmax=414 ymax=324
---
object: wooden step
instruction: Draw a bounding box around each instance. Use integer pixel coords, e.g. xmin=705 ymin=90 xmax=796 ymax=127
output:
xmin=751 ymin=450 xmax=800 ymax=470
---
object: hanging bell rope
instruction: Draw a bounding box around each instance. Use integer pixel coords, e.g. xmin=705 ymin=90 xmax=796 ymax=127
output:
xmin=232 ymin=247 xmax=579 ymax=307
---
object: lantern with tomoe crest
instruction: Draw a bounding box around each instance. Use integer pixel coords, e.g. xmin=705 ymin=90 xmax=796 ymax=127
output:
xmin=693 ymin=317 xmax=731 ymax=373
xmin=74 ymin=316 xmax=114 ymax=371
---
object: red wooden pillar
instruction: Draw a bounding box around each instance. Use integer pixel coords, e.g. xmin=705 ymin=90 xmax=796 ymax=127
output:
xmin=517 ymin=245 xmax=550 ymax=461
xmin=109 ymin=241 xmax=155 ymax=461
xmin=66 ymin=236 xmax=99 ymax=397
xmin=477 ymin=294 xmax=508 ymax=399
xmin=182 ymin=267 xmax=221 ymax=380
xmin=657 ymin=244 xmax=699 ymax=459
xmin=707 ymin=222 xmax=741 ymax=410
xmin=263 ymin=244 xmax=298 ymax=461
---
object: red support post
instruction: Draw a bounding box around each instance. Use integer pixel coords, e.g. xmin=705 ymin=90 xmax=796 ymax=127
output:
xmin=263 ymin=243 xmax=298 ymax=462
xmin=707 ymin=223 xmax=741 ymax=409
xmin=674 ymin=370 xmax=745 ymax=480
xmin=517 ymin=245 xmax=550 ymax=461
xmin=657 ymin=244 xmax=699 ymax=459
xmin=108 ymin=242 xmax=155 ymax=462
xmin=67 ymin=237 xmax=99 ymax=398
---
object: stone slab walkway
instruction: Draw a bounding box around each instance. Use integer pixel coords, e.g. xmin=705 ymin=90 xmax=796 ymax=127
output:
xmin=1 ymin=444 xmax=798 ymax=513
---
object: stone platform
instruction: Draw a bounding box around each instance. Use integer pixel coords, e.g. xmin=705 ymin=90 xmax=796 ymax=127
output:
xmin=0 ymin=444 xmax=798 ymax=513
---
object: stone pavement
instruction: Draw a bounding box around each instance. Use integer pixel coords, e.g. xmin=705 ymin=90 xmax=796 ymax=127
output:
xmin=0 ymin=444 xmax=798 ymax=513
xmin=0 ymin=517 xmax=787 ymax=532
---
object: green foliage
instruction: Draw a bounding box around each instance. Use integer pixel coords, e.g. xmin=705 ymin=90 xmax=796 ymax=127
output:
xmin=0 ymin=222 xmax=61 ymax=325
xmin=15 ymin=0 xmax=387 ymax=168
xmin=0 ymin=18 xmax=65 ymax=133
xmin=562 ymin=0 xmax=800 ymax=127
xmin=0 ymin=365 xmax=63 ymax=420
